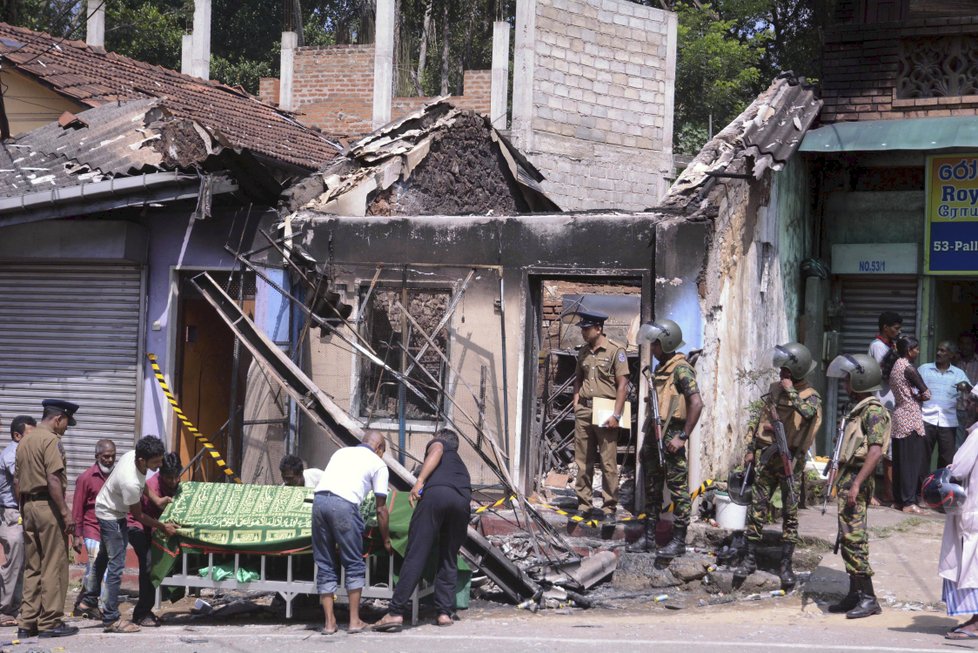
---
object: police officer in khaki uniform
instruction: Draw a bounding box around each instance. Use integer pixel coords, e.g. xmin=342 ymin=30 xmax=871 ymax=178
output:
xmin=572 ymin=310 xmax=629 ymax=521
xmin=15 ymin=399 xmax=79 ymax=638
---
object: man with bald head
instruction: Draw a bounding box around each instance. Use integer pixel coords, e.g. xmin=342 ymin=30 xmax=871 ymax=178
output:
xmin=311 ymin=431 xmax=391 ymax=635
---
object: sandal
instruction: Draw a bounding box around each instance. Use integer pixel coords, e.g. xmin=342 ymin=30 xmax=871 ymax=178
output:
xmin=104 ymin=619 xmax=141 ymax=634
xmin=947 ymin=627 xmax=978 ymax=640
xmin=134 ymin=613 xmax=162 ymax=627
xmin=74 ymin=602 xmax=102 ymax=620
xmin=0 ymin=616 xmax=17 ymax=627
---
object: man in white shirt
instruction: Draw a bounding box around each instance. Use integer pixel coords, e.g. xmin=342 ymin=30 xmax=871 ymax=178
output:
xmin=95 ymin=436 xmax=178 ymax=633
xmin=313 ymin=431 xmax=390 ymax=635
xmin=920 ymin=342 xmax=971 ymax=469
xmin=279 ymin=454 xmax=323 ymax=488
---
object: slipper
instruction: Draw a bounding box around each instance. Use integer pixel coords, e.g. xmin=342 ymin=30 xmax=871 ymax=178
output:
xmin=347 ymin=625 xmax=366 ymax=634
xmin=322 ymin=627 xmax=338 ymax=636
xmin=947 ymin=627 xmax=978 ymax=640
xmin=436 ymin=618 xmax=453 ymax=627
xmin=0 ymin=617 xmax=17 ymax=627
xmin=371 ymin=621 xmax=403 ymax=633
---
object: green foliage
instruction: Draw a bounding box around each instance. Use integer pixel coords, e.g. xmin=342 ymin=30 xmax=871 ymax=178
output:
xmin=105 ymin=1 xmax=188 ymax=69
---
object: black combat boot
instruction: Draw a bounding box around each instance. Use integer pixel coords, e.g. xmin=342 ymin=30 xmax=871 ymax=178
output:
xmin=846 ymin=575 xmax=882 ymax=619
xmin=657 ymin=524 xmax=686 ymax=558
xmin=828 ymin=574 xmax=858 ymax=613
xmin=626 ymin=519 xmax=657 ymax=553
xmin=733 ymin=539 xmax=757 ymax=578
xmin=779 ymin=541 xmax=797 ymax=587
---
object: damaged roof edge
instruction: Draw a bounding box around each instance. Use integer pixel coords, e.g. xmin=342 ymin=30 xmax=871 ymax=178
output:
xmin=0 ymin=171 xmax=237 ymax=224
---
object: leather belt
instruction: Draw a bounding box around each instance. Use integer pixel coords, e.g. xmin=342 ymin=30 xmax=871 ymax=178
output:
xmin=22 ymin=492 xmax=49 ymax=502
xmin=579 ymin=398 xmax=593 ymax=408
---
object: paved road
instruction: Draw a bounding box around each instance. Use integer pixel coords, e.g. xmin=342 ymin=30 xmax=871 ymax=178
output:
xmin=4 ymin=601 xmax=968 ymax=653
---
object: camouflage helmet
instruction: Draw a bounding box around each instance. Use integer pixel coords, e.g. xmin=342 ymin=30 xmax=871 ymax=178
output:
xmin=637 ymin=319 xmax=685 ymax=353
xmin=766 ymin=342 xmax=817 ymax=380
xmin=826 ymin=353 xmax=883 ymax=393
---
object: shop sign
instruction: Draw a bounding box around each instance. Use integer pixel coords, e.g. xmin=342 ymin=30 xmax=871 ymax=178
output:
xmin=832 ymin=243 xmax=918 ymax=275
xmin=926 ymin=154 xmax=978 ymax=274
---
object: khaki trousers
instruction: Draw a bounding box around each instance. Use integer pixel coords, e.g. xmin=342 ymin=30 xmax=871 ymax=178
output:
xmin=19 ymin=499 xmax=68 ymax=631
xmin=573 ymin=406 xmax=619 ymax=512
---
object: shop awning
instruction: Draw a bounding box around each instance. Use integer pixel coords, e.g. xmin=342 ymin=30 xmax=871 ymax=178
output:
xmin=800 ymin=116 xmax=978 ymax=153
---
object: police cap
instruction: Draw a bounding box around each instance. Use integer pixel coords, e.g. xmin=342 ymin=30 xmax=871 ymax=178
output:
xmin=575 ymin=310 xmax=609 ymax=328
xmin=42 ymin=399 xmax=78 ymax=426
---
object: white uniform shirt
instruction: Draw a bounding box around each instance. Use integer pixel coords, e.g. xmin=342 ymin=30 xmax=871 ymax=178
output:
xmin=315 ymin=445 xmax=388 ymax=505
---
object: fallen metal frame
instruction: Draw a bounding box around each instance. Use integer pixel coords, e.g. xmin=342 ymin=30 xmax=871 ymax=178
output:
xmin=190 ymin=272 xmax=540 ymax=602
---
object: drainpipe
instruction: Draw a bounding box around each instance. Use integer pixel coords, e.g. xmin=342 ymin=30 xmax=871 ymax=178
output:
xmin=490 ymin=21 xmax=511 ymax=130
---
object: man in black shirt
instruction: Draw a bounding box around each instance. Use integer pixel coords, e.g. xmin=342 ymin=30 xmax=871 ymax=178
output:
xmin=373 ymin=428 xmax=471 ymax=632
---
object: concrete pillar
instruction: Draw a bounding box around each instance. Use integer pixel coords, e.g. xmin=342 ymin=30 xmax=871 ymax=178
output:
xmin=372 ymin=0 xmax=395 ymax=129
xmin=191 ymin=0 xmax=212 ymax=80
xmin=490 ymin=21 xmax=511 ymax=130
xmin=511 ymin=0 xmax=537 ymax=150
xmin=181 ymin=34 xmax=193 ymax=75
xmin=86 ymin=0 xmax=105 ymax=49
xmin=279 ymin=32 xmax=297 ymax=112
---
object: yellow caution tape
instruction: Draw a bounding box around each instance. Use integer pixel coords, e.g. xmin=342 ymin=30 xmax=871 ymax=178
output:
xmin=147 ymin=353 xmax=241 ymax=483
xmin=492 ymin=479 xmax=716 ymax=528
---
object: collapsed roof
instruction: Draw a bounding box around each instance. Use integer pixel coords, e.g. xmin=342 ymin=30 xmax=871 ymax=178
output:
xmin=663 ymin=74 xmax=822 ymax=216
xmin=0 ymin=98 xmax=302 ymax=203
xmin=282 ymin=100 xmax=561 ymax=216
xmin=0 ymin=21 xmax=340 ymax=171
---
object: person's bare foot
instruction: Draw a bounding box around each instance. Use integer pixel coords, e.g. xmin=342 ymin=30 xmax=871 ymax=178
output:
xmin=347 ymin=619 xmax=369 ymax=634
xmin=436 ymin=614 xmax=453 ymax=626
xmin=323 ymin=621 xmax=338 ymax=635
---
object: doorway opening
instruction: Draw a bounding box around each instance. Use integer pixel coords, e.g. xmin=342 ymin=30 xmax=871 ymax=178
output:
xmin=174 ymin=270 xmax=255 ymax=481
xmin=524 ymin=276 xmax=647 ymax=508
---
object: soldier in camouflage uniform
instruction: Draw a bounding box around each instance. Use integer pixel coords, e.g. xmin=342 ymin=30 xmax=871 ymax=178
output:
xmin=825 ymin=353 xmax=890 ymax=620
xmin=735 ymin=343 xmax=822 ymax=587
xmin=627 ymin=319 xmax=703 ymax=558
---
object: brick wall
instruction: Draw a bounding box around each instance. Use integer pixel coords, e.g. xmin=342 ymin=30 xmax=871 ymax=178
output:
xmin=259 ymin=45 xmax=491 ymax=137
xmin=821 ymin=16 xmax=978 ymax=123
xmin=513 ymin=0 xmax=677 ymax=212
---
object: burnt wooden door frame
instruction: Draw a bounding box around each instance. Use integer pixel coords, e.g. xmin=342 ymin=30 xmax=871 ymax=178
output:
xmin=518 ymin=267 xmax=653 ymax=494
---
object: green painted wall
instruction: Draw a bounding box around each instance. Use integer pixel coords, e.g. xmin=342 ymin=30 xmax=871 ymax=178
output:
xmin=774 ymin=156 xmax=814 ymax=341
xmin=824 ymin=190 xmax=925 ymax=246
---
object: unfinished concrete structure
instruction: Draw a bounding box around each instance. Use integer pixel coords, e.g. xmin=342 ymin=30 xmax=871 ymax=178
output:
xmin=511 ymin=0 xmax=677 ymax=211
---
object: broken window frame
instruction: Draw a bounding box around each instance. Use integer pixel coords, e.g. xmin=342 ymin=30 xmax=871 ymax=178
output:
xmin=356 ymin=281 xmax=454 ymax=425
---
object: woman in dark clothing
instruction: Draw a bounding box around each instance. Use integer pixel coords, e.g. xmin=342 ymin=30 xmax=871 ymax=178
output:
xmin=373 ymin=428 xmax=471 ymax=632
xmin=890 ymin=336 xmax=932 ymax=513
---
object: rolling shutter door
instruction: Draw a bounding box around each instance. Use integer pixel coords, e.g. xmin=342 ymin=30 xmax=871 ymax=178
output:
xmin=0 ymin=264 xmax=142 ymax=482
xmin=837 ymin=275 xmax=919 ymax=413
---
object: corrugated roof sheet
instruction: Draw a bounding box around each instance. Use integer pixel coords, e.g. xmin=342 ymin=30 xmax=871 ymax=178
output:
xmin=0 ymin=99 xmax=215 ymax=197
xmin=662 ymin=75 xmax=822 ymax=213
xmin=0 ymin=22 xmax=340 ymax=170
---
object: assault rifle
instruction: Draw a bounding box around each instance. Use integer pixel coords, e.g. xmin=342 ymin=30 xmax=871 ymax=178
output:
xmin=822 ymin=412 xmax=848 ymax=517
xmin=642 ymin=365 xmax=665 ymax=469
xmin=766 ymin=400 xmax=796 ymax=508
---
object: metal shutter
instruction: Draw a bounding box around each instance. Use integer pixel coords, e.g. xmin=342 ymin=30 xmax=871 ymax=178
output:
xmin=836 ymin=275 xmax=920 ymax=413
xmin=0 ymin=264 xmax=143 ymax=481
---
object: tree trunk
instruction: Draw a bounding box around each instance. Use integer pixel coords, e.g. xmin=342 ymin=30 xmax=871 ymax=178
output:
xmin=415 ymin=0 xmax=433 ymax=96
xmin=440 ymin=2 xmax=450 ymax=95
xmin=284 ymin=0 xmax=304 ymax=46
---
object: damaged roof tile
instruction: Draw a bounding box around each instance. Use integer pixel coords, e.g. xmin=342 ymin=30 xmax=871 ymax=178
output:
xmin=0 ymin=21 xmax=340 ymax=170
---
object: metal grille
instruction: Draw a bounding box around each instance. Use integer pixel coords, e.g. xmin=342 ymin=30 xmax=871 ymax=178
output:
xmin=837 ymin=275 xmax=920 ymax=413
xmin=0 ymin=264 xmax=143 ymax=481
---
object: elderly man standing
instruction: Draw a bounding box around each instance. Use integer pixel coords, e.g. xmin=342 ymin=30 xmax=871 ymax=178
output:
xmin=71 ymin=439 xmax=116 ymax=619
xmin=920 ymin=342 xmax=970 ymax=469
xmin=312 ymin=431 xmax=391 ymax=635
xmin=15 ymin=399 xmax=79 ymax=639
xmin=0 ymin=415 xmax=35 ymax=625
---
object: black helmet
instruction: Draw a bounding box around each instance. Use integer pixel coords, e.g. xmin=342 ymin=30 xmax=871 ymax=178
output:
xmin=727 ymin=468 xmax=755 ymax=506
xmin=922 ymin=467 xmax=967 ymax=514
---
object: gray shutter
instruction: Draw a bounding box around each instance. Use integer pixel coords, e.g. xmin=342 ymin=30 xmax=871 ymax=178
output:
xmin=836 ymin=275 xmax=919 ymax=414
xmin=0 ymin=264 xmax=143 ymax=481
